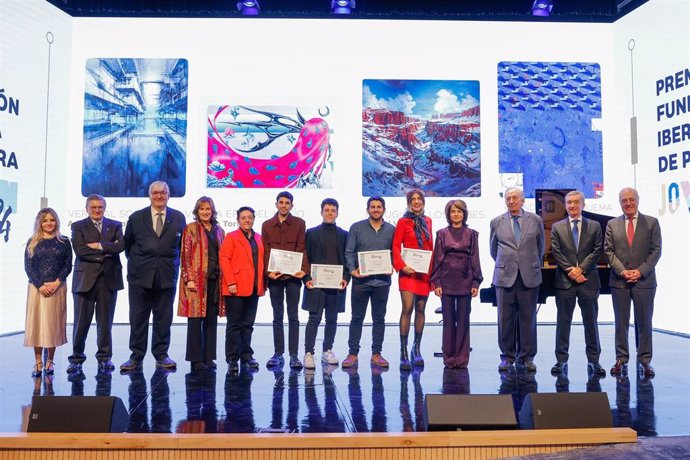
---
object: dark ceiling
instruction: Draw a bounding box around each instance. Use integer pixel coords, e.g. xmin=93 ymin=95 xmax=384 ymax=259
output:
xmin=45 ymin=0 xmax=649 ymax=22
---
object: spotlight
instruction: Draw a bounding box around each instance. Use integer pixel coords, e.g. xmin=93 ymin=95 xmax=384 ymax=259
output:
xmin=531 ymin=0 xmax=553 ymax=17
xmin=237 ymin=1 xmax=260 ymax=16
xmin=331 ymin=0 xmax=355 ymax=15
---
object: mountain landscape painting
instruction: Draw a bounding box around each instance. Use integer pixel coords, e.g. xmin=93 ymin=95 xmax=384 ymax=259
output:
xmin=362 ymin=79 xmax=481 ymax=197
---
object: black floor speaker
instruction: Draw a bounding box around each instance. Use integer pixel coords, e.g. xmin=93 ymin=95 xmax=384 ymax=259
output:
xmin=519 ymin=392 xmax=612 ymax=429
xmin=28 ymin=396 xmax=129 ymax=433
xmin=424 ymin=394 xmax=518 ymax=431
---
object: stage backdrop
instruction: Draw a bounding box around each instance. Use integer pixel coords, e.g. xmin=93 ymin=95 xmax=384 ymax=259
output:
xmin=1 ymin=0 xmax=688 ymax=336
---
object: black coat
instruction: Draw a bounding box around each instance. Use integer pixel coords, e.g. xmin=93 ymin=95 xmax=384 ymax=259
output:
xmin=72 ymin=217 xmax=125 ymax=292
xmin=301 ymin=224 xmax=350 ymax=313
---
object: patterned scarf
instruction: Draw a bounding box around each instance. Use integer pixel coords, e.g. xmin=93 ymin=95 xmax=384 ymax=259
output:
xmin=403 ymin=210 xmax=430 ymax=249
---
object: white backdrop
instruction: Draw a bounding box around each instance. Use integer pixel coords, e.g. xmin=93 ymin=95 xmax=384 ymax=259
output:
xmin=1 ymin=0 xmax=688 ymax=335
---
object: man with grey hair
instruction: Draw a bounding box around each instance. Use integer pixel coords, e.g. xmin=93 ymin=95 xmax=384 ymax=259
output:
xmin=67 ymin=194 xmax=125 ymax=374
xmin=550 ymin=190 xmax=605 ymax=377
xmin=120 ymin=181 xmax=186 ymax=371
xmin=605 ymin=187 xmax=661 ymax=377
xmin=490 ymin=187 xmax=544 ymax=373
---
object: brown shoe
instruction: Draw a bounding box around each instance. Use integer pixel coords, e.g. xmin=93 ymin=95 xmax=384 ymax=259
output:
xmin=370 ymin=353 xmax=389 ymax=368
xmin=610 ymin=359 xmax=627 ymax=375
xmin=639 ymin=362 xmax=655 ymax=377
xmin=341 ymin=354 xmax=358 ymax=368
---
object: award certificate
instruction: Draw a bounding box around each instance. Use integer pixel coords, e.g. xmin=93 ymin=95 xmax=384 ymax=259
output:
xmin=311 ymin=264 xmax=343 ymax=289
xmin=357 ymin=250 xmax=392 ymax=276
xmin=268 ymin=249 xmax=303 ymax=275
xmin=401 ymin=247 xmax=433 ymax=274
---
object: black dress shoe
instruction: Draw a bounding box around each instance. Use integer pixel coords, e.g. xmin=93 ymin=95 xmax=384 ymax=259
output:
xmin=551 ymin=361 xmax=568 ymax=375
xmin=98 ymin=360 xmax=115 ymax=371
xmin=227 ymin=360 xmax=239 ymax=373
xmin=289 ymin=355 xmax=303 ymax=369
xmin=66 ymin=362 xmax=83 ymax=374
xmin=610 ymin=359 xmax=627 ymax=375
xmin=156 ymin=357 xmax=177 ymax=369
xmin=120 ymin=359 xmax=141 ymax=371
xmin=266 ymin=354 xmax=284 ymax=368
xmin=192 ymin=362 xmax=208 ymax=371
xmin=639 ymin=362 xmax=655 ymax=377
xmin=205 ymin=361 xmax=217 ymax=370
xmin=517 ymin=359 xmax=537 ymax=372
xmin=242 ymin=357 xmax=260 ymax=369
xmin=498 ymin=359 xmax=513 ymax=372
xmin=588 ymin=362 xmax=606 ymax=376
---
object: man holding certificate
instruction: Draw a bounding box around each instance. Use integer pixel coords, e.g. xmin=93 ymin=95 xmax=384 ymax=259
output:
xmin=342 ymin=197 xmax=396 ymax=369
xmin=262 ymin=191 xmax=308 ymax=369
xmin=301 ymin=198 xmax=350 ymax=369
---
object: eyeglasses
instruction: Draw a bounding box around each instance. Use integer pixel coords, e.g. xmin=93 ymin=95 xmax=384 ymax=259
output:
xmin=151 ymin=191 xmax=168 ymax=196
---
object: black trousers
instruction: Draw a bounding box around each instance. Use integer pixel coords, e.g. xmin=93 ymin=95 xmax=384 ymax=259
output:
xmin=128 ymin=270 xmax=176 ymax=362
xmin=70 ymin=273 xmax=118 ymax=363
xmin=304 ymin=293 xmax=339 ymax=355
xmin=225 ymin=294 xmax=259 ymax=362
xmin=185 ymin=277 xmax=219 ymax=363
xmin=268 ymin=278 xmax=302 ymax=356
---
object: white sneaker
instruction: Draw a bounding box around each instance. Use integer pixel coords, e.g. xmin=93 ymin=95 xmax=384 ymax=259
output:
xmin=303 ymin=352 xmax=316 ymax=369
xmin=321 ymin=349 xmax=339 ymax=365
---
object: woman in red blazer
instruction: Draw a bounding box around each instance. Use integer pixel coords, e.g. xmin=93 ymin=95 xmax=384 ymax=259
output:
xmin=393 ymin=189 xmax=433 ymax=370
xmin=220 ymin=206 xmax=266 ymax=373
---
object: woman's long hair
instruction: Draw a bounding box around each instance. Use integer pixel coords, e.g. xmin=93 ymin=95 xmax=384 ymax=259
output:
xmin=27 ymin=208 xmax=64 ymax=257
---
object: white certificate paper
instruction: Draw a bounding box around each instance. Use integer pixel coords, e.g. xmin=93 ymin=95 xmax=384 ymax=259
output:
xmin=268 ymin=249 xmax=303 ymax=275
xmin=357 ymin=250 xmax=392 ymax=276
xmin=311 ymin=264 xmax=343 ymax=289
xmin=401 ymin=247 xmax=432 ymax=274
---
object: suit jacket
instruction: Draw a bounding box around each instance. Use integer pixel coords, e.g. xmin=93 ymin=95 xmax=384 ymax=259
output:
xmin=71 ymin=217 xmax=125 ymax=293
xmin=604 ymin=212 xmax=662 ymax=289
xmin=177 ymin=222 xmax=226 ymax=318
xmin=124 ymin=206 xmax=186 ymax=289
xmin=301 ymin=223 xmax=351 ymax=313
xmin=489 ymin=210 xmax=545 ymax=289
xmin=220 ymin=229 xmax=266 ymax=297
xmin=551 ymin=216 xmax=602 ymax=290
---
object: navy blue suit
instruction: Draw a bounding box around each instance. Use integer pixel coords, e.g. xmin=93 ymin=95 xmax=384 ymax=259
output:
xmin=125 ymin=206 xmax=186 ymax=362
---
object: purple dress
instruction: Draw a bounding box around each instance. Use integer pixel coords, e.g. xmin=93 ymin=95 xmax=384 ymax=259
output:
xmin=430 ymin=226 xmax=482 ymax=368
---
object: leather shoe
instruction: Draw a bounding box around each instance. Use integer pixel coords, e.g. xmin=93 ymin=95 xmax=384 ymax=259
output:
xmin=192 ymin=362 xmax=208 ymax=371
xmin=342 ymin=354 xmax=358 ymax=368
xmin=550 ymin=361 xmax=567 ymax=375
xmin=518 ymin=359 xmax=537 ymax=372
xmin=120 ymin=359 xmax=141 ymax=371
xmin=227 ymin=360 xmax=239 ymax=373
xmin=242 ymin=357 xmax=260 ymax=369
xmin=156 ymin=357 xmax=177 ymax=369
xmin=205 ymin=361 xmax=217 ymax=370
xmin=639 ymin=362 xmax=655 ymax=377
xmin=610 ymin=359 xmax=627 ymax=375
xmin=498 ymin=359 xmax=513 ymax=372
xmin=289 ymin=355 xmax=303 ymax=369
xmin=588 ymin=362 xmax=606 ymax=376
xmin=66 ymin=362 xmax=83 ymax=374
xmin=370 ymin=354 xmax=389 ymax=368
xmin=98 ymin=360 xmax=115 ymax=371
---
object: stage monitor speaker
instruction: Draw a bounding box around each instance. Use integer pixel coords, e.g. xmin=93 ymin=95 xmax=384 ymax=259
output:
xmin=424 ymin=394 xmax=518 ymax=431
xmin=28 ymin=396 xmax=129 ymax=433
xmin=519 ymin=392 xmax=612 ymax=429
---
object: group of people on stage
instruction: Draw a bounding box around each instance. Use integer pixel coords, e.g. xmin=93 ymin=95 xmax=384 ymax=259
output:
xmin=23 ymin=181 xmax=661 ymax=380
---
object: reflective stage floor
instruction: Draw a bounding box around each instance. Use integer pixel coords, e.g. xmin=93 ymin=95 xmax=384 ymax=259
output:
xmin=1 ymin=323 xmax=688 ymax=436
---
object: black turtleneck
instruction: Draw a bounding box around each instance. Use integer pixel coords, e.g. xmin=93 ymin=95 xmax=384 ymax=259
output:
xmin=322 ymin=223 xmax=339 ymax=264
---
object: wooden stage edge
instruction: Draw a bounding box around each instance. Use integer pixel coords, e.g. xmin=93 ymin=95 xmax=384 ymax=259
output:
xmin=0 ymin=428 xmax=636 ymax=459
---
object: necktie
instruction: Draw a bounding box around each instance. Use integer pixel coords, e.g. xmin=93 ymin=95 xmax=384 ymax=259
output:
xmin=155 ymin=212 xmax=164 ymax=236
xmin=512 ymin=215 xmax=521 ymax=244
xmin=627 ymin=216 xmax=634 ymax=246
xmin=95 ymin=221 xmax=102 ymax=233
xmin=572 ymin=219 xmax=579 ymax=250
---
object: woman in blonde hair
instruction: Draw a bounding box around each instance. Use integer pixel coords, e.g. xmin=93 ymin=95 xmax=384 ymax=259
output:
xmin=24 ymin=208 xmax=72 ymax=377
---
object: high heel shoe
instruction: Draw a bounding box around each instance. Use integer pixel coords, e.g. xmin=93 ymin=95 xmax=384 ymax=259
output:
xmin=43 ymin=360 xmax=55 ymax=376
xmin=32 ymin=361 xmax=43 ymax=378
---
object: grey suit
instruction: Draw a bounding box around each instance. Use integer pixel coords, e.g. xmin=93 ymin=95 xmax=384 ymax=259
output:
xmin=489 ymin=210 xmax=545 ymax=362
xmin=604 ymin=213 xmax=662 ymax=364
xmin=70 ymin=217 xmax=125 ymax=364
xmin=551 ymin=217 xmax=602 ymax=363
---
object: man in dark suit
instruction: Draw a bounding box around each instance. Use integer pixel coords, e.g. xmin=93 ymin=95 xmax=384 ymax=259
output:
xmin=67 ymin=194 xmax=125 ymax=374
xmin=301 ymin=198 xmax=350 ymax=369
xmin=490 ymin=187 xmax=545 ymax=373
xmin=550 ymin=190 xmax=605 ymax=376
xmin=605 ymin=187 xmax=662 ymax=377
xmin=120 ymin=181 xmax=186 ymax=370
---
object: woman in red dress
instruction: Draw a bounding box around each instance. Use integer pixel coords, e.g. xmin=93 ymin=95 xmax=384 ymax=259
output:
xmin=393 ymin=189 xmax=433 ymax=370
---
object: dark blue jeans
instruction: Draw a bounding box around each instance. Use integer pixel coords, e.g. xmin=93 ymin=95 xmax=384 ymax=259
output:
xmin=268 ymin=277 xmax=302 ymax=356
xmin=348 ymin=282 xmax=390 ymax=356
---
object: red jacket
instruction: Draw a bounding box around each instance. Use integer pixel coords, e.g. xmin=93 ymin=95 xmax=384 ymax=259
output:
xmin=220 ymin=229 xmax=266 ymax=297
